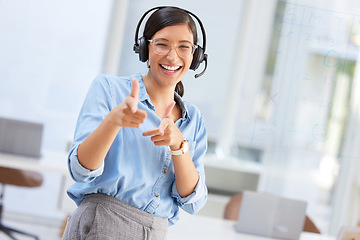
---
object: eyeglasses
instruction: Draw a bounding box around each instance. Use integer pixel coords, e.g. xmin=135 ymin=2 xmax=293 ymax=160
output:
xmin=148 ymin=38 xmax=198 ymax=58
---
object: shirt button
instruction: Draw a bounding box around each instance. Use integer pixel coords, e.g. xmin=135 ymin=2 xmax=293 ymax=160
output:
xmin=155 ymin=193 xmax=159 ymax=197
xmin=163 ymin=169 xmax=167 ymax=174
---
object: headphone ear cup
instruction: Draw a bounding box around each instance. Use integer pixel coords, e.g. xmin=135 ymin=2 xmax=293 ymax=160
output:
xmin=190 ymin=47 xmax=204 ymax=70
xmin=137 ymin=37 xmax=148 ymax=62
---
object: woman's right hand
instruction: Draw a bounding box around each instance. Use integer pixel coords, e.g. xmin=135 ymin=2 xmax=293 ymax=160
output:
xmin=109 ymin=78 xmax=147 ymax=128
xmin=77 ymin=78 xmax=147 ymax=170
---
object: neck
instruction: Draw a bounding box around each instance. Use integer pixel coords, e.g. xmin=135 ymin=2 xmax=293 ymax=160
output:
xmin=143 ymin=74 xmax=176 ymax=115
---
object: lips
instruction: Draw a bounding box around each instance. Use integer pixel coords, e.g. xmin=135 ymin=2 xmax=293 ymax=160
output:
xmin=160 ymin=64 xmax=182 ymax=72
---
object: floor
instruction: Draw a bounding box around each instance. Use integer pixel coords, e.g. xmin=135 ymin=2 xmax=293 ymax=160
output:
xmin=1 ymin=212 xmax=63 ymax=240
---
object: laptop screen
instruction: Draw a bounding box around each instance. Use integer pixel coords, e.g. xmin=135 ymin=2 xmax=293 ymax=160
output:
xmin=235 ymin=191 xmax=307 ymax=240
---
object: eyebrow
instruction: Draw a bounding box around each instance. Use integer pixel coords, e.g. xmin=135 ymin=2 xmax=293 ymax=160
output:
xmin=155 ymin=38 xmax=194 ymax=44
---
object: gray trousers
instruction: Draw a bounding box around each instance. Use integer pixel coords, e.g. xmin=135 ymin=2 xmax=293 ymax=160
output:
xmin=62 ymin=193 xmax=168 ymax=240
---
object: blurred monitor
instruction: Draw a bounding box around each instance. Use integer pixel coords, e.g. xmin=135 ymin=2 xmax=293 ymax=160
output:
xmin=0 ymin=117 xmax=43 ymax=158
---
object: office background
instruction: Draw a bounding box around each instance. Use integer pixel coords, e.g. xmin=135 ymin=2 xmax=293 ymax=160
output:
xmin=0 ymin=0 xmax=359 ymax=237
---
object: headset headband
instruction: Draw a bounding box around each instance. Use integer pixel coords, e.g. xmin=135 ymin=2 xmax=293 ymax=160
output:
xmin=134 ymin=6 xmax=206 ymax=53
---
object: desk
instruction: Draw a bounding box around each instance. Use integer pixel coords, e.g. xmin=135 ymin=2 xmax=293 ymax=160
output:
xmin=0 ymin=150 xmax=68 ymax=174
xmin=168 ymin=213 xmax=335 ymax=240
xmin=0 ymin=150 xmax=76 ymax=212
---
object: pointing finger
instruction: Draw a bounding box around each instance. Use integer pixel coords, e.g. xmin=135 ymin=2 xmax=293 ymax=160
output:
xmin=128 ymin=78 xmax=140 ymax=113
xmin=162 ymin=101 xmax=175 ymax=119
xmin=158 ymin=119 xmax=169 ymax=135
xmin=142 ymin=128 xmax=161 ymax=137
xmin=158 ymin=101 xmax=175 ymax=135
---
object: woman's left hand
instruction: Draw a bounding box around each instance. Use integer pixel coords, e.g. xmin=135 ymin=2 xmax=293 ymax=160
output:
xmin=142 ymin=101 xmax=184 ymax=150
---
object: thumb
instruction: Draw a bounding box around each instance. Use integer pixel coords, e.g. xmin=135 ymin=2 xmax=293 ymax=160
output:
xmin=130 ymin=78 xmax=140 ymax=99
xmin=162 ymin=101 xmax=176 ymax=119
xmin=128 ymin=78 xmax=140 ymax=113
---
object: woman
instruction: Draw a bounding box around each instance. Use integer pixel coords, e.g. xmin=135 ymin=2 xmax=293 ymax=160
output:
xmin=63 ymin=6 xmax=208 ymax=240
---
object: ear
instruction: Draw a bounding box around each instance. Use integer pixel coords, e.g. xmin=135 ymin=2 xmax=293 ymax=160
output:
xmin=190 ymin=46 xmax=204 ymax=70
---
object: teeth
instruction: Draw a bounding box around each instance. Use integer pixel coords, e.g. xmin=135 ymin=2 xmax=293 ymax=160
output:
xmin=161 ymin=64 xmax=180 ymax=71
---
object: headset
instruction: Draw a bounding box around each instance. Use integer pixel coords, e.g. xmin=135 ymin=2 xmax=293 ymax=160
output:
xmin=133 ymin=6 xmax=208 ymax=78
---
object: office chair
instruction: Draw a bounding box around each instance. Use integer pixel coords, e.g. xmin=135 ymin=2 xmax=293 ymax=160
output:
xmin=0 ymin=167 xmax=43 ymax=240
xmin=223 ymin=193 xmax=321 ymax=234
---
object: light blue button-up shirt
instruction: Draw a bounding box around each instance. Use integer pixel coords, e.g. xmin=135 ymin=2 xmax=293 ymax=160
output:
xmin=67 ymin=73 xmax=208 ymax=225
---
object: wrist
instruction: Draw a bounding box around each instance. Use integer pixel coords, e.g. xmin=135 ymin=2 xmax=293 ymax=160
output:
xmin=169 ymin=139 xmax=189 ymax=156
xmin=106 ymin=111 xmax=122 ymax=129
xmin=106 ymin=111 xmax=116 ymax=126
xmin=170 ymin=140 xmax=182 ymax=151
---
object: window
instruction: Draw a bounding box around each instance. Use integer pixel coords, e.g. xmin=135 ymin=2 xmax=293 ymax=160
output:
xmin=116 ymin=0 xmax=360 ymax=234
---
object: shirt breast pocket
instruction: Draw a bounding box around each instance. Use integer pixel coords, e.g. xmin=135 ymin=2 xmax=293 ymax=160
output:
xmin=187 ymin=140 xmax=196 ymax=158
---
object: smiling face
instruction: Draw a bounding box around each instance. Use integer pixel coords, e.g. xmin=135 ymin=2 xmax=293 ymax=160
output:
xmin=146 ymin=23 xmax=194 ymax=88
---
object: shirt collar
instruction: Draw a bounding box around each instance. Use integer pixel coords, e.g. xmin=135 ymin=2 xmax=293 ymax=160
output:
xmin=135 ymin=73 xmax=190 ymax=121
xmin=174 ymin=91 xmax=190 ymax=121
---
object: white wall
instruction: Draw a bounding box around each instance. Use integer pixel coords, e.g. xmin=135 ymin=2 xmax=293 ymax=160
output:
xmin=0 ymin=0 xmax=113 ymax=151
xmin=0 ymin=0 xmax=113 ymax=219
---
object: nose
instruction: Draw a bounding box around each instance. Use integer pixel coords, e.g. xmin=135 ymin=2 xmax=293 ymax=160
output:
xmin=166 ymin=46 xmax=178 ymax=60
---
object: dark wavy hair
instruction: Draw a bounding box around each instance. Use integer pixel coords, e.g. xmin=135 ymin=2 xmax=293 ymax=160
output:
xmin=143 ymin=7 xmax=198 ymax=97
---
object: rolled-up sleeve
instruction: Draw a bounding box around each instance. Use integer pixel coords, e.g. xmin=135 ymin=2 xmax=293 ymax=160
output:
xmin=171 ymin=174 xmax=208 ymax=213
xmin=68 ymin=146 xmax=104 ymax=183
xmin=171 ymin=113 xmax=208 ymax=214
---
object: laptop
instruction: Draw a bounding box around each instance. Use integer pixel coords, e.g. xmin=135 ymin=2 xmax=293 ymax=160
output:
xmin=0 ymin=117 xmax=43 ymax=158
xmin=234 ymin=191 xmax=307 ymax=240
